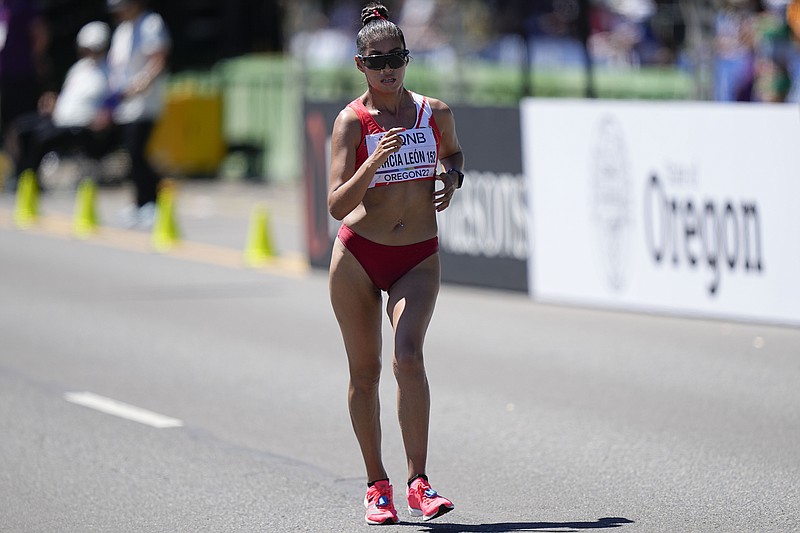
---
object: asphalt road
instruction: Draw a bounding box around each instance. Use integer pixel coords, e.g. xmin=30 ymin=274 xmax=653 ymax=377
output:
xmin=1 ymin=183 xmax=799 ymax=532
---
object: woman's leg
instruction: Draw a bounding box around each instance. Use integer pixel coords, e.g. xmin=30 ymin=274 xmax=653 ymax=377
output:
xmin=329 ymin=238 xmax=387 ymax=482
xmin=385 ymin=254 xmax=440 ymax=480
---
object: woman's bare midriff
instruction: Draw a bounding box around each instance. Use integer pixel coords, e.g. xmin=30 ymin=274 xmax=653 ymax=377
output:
xmin=341 ymin=178 xmax=438 ymax=245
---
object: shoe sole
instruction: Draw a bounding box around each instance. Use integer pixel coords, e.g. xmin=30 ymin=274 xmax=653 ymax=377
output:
xmin=408 ymin=503 xmax=454 ymax=521
xmin=365 ymin=517 xmax=399 ymax=525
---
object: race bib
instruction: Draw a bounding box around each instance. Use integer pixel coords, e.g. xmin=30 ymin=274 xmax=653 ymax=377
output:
xmin=366 ymin=127 xmax=438 ymax=188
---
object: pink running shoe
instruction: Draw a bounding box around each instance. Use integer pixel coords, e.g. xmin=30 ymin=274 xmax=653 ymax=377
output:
xmin=407 ymin=477 xmax=454 ymax=521
xmin=364 ymin=480 xmax=399 ymax=525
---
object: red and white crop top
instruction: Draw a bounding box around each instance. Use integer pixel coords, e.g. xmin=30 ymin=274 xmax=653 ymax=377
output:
xmin=348 ymin=91 xmax=442 ymax=189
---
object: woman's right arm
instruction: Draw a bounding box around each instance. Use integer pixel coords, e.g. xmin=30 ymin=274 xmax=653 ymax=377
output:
xmin=328 ymin=108 xmax=404 ymax=220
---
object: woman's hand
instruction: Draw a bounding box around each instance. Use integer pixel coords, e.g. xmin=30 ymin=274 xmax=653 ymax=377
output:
xmin=433 ymin=170 xmax=458 ymax=212
xmin=369 ymin=127 xmax=405 ymax=167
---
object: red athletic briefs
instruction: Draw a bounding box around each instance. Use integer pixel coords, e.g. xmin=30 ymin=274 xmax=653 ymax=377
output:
xmin=337 ymin=224 xmax=439 ymax=291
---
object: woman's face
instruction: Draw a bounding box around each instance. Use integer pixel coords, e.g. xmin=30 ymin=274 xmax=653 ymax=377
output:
xmin=357 ymin=37 xmax=407 ymax=93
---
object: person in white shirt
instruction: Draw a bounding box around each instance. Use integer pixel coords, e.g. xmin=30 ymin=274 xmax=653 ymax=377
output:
xmin=106 ymin=0 xmax=170 ymax=228
xmin=52 ymin=23 xmax=112 ymax=129
xmin=11 ymin=21 xmax=113 ymax=190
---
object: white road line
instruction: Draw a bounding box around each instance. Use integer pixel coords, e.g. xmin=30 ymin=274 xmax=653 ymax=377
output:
xmin=64 ymin=391 xmax=184 ymax=429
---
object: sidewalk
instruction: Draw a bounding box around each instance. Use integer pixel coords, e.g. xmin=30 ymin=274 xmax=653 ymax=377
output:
xmin=0 ymin=176 xmax=307 ymax=264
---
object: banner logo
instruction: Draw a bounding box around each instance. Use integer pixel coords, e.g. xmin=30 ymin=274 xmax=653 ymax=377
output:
xmin=439 ymin=171 xmax=527 ymax=259
xmin=591 ymin=115 xmax=633 ymax=292
xmin=644 ymin=168 xmax=765 ymax=296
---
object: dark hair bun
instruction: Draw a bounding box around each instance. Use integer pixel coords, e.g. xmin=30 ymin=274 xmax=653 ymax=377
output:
xmin=361 ymin=3 xmax=389 ymax=26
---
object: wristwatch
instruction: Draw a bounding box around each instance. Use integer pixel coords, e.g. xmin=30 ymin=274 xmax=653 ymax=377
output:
xmin=447 ymin=168 xmax=464 ymax=189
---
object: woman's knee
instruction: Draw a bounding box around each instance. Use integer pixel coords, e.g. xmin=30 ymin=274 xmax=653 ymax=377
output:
xmin=392 ymin=345 xmax=426 ymax=380
xmin=349 ymin=358 xmax=382 ymax=393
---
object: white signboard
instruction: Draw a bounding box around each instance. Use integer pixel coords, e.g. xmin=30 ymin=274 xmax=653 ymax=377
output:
xmin=522 ymin=99 xmax=800 ymax=326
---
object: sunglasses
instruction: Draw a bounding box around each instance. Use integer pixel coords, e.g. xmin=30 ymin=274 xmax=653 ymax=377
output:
xmin=358 ymin=50 xmax=410 ymax=70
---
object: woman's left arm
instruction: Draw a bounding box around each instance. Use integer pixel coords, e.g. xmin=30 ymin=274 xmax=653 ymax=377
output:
xmin=431 ymin=99 xmax=464 ymax=212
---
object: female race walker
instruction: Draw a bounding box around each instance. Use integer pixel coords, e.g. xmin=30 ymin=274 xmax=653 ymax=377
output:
xmin=328 ymin=2 xmax=465 ymax=526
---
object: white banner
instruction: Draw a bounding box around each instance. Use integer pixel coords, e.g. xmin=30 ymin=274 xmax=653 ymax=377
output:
xmin=522 ymin=99 xmax=800 ymax=325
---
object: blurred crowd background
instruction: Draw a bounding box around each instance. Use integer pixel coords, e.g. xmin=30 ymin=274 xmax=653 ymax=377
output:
xmin=22 ymin=0 xmax=800 ymax=104
xmin=289 ymin=0 xmax=800 ymax=103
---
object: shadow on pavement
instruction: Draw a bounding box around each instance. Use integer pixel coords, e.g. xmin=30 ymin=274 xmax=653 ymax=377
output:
xmin=411 ymin=516 xmax=635 ymax=532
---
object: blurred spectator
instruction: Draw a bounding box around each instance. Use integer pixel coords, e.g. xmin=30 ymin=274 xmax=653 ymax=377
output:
xmin=754 ymin=54 xmax=792 ymax=101
xmin=589 ymin=0 xmax=682 ymax=68
xmin=790 ymin=0 xmax=800 ymax=39
xmin=788 ymin=0 xmax=800 ymax=98
xmin=591 ymin=3 xmax=648 ymax=67
xmin=287 ymin=0 xmax=355 ymax=66
xmin=11 ymin=21 xmax=113 ymax=190
xmin=527 ymin=0 xmax=585 ymax=68
xmin=398 ymin=0 xmax=457 ymax=64
xmin=712 ymin=0 xmax=799 ymax=102
xmin=0 ymin=0 xmax=52 ymax=182
xmin=475 ymin=0 xmax=585 ymax=69
xmin=106 ymin=0 xmax=170 ymax=229
xmin=750 ymin=1 xmax=794 ymax=101
xmin=475 ymin=0 xmax=534 ymax=65
xmin=716 ymin=1 xmax=758 ymax=101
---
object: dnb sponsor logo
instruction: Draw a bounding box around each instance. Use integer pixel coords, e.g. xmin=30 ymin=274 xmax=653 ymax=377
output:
xmin=644 ymin=168 xmax=765 ymax=296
